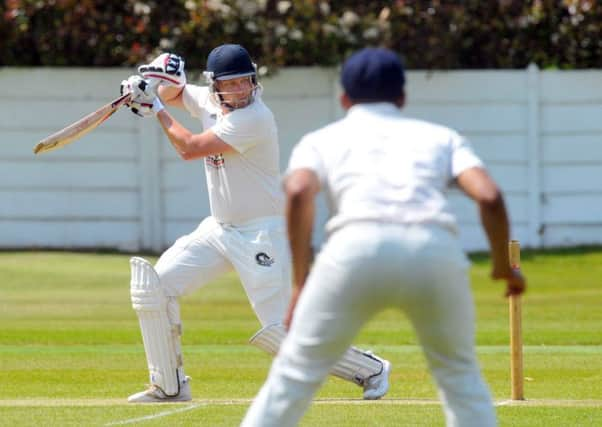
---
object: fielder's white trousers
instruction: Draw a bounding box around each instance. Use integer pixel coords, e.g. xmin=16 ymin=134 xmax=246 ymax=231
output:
xmin=155 ymin=216 xmax=291 ymax=327
xmin=241 ymin=223 xmax=496 ymax=427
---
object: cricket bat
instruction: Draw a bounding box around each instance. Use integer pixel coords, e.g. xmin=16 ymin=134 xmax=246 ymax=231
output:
xmin=33 ymin=92 xmax=132 ymax=155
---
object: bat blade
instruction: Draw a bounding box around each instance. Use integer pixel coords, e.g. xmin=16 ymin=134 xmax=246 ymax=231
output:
xmin=33 ymin=93 xmax=132 ymax=155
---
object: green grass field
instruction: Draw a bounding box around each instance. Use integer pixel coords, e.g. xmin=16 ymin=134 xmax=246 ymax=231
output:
xmin=1 ymin=248 xmax=601 ymax=426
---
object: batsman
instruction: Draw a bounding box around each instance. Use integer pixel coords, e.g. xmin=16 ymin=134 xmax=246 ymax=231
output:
xmin=120 ymin=44 xmax=391 ymax=403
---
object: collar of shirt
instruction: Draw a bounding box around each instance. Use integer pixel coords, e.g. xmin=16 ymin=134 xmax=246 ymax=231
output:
xmin=346 ymin=102 xmax=401 ymax=119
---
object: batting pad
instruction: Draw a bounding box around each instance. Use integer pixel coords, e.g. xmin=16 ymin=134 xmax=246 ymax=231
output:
xmin=249 ymin=323 xmax=383 ymax=386
xmin=130 ymin=257 xmax=181 ymax=396
xmin=249 ymin=322 xmax=284 ymax=356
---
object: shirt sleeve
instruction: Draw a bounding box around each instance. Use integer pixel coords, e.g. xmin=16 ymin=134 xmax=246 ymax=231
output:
xmin=181 ymin=85 xmax=210 ymax=118
xmin=211 ymin=106 xmax=273 ymax=153
xmin=450 ymin=132 xmax=484 ymax=177
xmin=286 ymin=136 xmax=327 ymax=183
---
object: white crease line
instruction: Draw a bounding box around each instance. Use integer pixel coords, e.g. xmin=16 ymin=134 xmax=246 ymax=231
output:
xmin=105 ymin=403 xmax=204 ymax=426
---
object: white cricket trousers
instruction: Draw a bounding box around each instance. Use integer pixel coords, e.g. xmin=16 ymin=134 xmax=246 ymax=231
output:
xmin=241 ymin=223 xmax=496 ymax=427
xmin=155 ymin=216 xmax=291 ymax=327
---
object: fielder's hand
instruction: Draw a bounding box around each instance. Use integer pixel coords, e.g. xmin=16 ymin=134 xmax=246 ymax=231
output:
xmin=138 ymin=53 xmax=186 ymax=88
xmin=492 ymin=268 xmax=526 ymax=297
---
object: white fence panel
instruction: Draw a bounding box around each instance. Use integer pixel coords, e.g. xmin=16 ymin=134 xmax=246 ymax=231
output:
xmin=1 ymin=66 xmax=601 ymax=252
xmin=539 ymin=70 xmax=602 ymax=247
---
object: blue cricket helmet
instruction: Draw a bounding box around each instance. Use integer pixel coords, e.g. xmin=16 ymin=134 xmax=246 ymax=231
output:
xmin=205 ymin=44 xmax=256 ymax=81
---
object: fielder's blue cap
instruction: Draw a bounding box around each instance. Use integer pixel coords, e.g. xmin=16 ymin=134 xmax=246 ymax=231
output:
xmin=341 ymin=47 xmax=405 ymax=102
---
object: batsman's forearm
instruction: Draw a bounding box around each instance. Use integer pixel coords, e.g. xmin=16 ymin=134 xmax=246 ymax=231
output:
xmin=158 ymin=85 xmax=183 ymax=102
xmin=286 ymin=194 xmax=315 ymax=290
xmin=158 ymin=85 xmax=185 ymax=108
xmin=156 ymin=111 xmax=195 ymax=158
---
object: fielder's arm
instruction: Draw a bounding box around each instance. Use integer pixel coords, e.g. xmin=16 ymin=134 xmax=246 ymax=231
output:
xmin=456 ymin=166 xmax=526 ymax=296
xmin=283 ymin=169 xmax=320 ymax=328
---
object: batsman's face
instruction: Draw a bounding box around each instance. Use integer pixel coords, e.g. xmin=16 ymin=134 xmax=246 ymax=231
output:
xmin=215 ymin=77 xmax=255 ymax=109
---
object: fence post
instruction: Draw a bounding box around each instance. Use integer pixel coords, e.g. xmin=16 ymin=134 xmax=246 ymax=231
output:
xmin=138 ymin=120 xmax=163 ymax=253
xmin=526 ymin=63 xmax=542 ymax=248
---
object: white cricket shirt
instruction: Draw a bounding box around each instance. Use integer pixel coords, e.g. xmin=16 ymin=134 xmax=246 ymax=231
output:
xmin=287 ymin=103 xmax=484 ymax=235
xmin=182 ymin=85 xmax=284 ymax=224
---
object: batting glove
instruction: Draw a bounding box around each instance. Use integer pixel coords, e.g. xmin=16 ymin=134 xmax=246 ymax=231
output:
xmin=120 ymin=75 xmax=149 ymax=99
xmin=138 ymin=53 xmax=186 ymax=88
xmin=128 ymin=97 xmax=164 ymax=118
xmin=120 ymin=75 xmax=160 ymax=117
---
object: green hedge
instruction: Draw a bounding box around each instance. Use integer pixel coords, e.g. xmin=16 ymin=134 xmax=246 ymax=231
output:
xmin=2 ymin=1 xmax=601 ymax=70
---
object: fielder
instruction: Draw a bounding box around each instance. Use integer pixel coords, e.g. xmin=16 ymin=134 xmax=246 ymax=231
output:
xmin=120 ymin=44 xmax=391 ymax=403
xmin=241 ymin=47 xmax=526 ymax=427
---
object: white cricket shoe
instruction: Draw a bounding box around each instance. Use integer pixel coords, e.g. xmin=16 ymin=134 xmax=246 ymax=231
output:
xmin=128 ymin=376 xmax=192 ymax=403
xmin=363 ymin=357 xmax=391 ymax=400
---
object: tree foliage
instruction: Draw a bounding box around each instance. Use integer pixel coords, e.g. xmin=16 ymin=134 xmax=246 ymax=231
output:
xmin=1 ymin=0 xmax=600 ymax=70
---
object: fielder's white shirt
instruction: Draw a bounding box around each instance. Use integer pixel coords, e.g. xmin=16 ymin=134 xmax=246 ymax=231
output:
xmin=287 ymin=103 xmax=484 ymax=235
xmin=182 ymin=85 xmax=284 ymax=225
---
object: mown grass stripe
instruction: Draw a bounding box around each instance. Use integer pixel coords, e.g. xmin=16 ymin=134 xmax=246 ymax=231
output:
xmin=2 ymin=398 xmax=601 ymax=408
xmin=1 ymin=345 xmax=601 ymax=354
